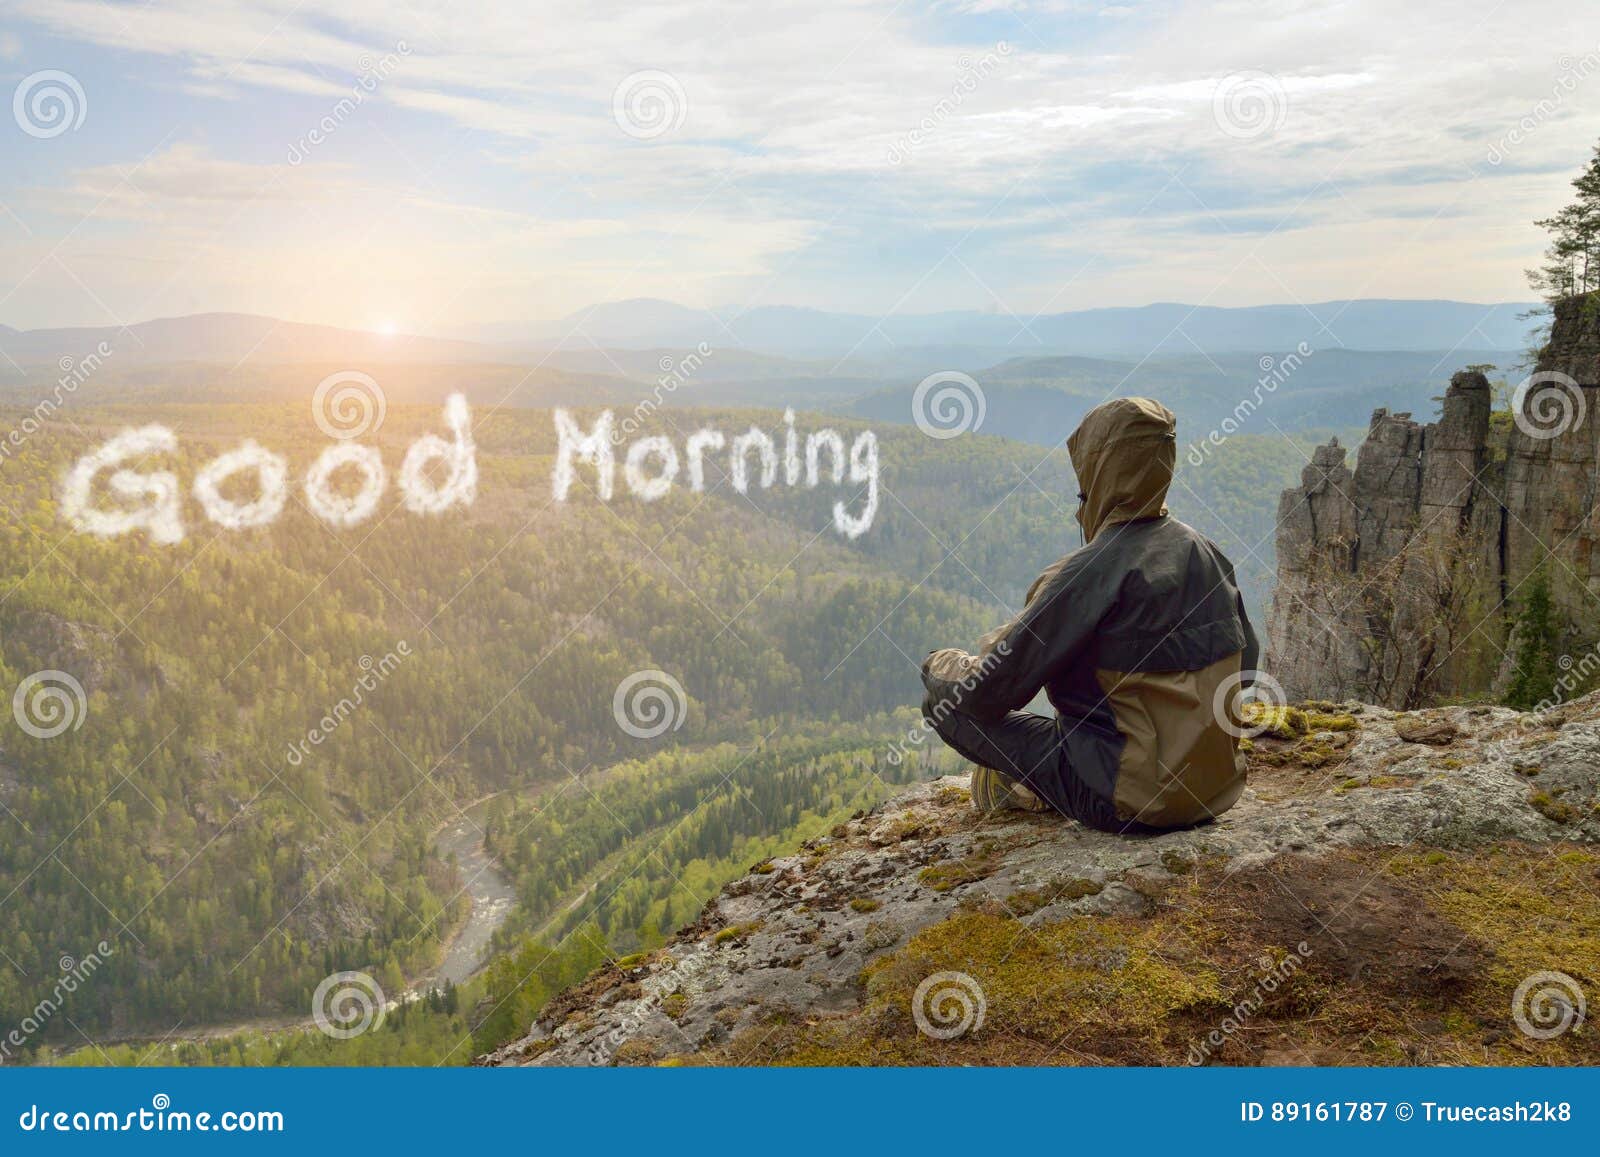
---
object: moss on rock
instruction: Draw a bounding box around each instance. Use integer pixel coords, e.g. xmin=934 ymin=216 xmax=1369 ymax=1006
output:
xmin=707 ymin=845 xmax=1600 ymax=1068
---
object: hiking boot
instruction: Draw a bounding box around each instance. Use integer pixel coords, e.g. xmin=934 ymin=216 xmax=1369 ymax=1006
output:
xmin=969 ymin=766 xmax=1051 ymax=815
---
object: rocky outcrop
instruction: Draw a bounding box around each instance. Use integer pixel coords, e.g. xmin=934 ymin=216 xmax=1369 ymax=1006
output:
xmin=4 ymin=609 xmax=118 ymax=692
xmin=478 ymin=694 xmax=1600 ymax=1067
xmin=1270 ymin=296 xmax=1600 ymax=707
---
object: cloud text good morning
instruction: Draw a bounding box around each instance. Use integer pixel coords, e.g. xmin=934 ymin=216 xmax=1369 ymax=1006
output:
xmin=61 ymin=394 xmax=477 ymax=544
xmin=553 ymin=408 xmax=879 ymax=539
xmin=58 ymin=399 xmax=879 ymax=542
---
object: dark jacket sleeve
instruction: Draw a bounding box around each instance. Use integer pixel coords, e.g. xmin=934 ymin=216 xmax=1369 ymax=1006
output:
xmin=921 ymin=545 xmax=1118 ymax=723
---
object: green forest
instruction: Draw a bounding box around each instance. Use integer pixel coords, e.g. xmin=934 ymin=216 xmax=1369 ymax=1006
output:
xmin=0 ymin=396 xmax=1326 ymax=1065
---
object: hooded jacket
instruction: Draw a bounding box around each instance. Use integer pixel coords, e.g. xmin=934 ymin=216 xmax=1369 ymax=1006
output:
xmin=921 ymin=397 xmax=1256 ymax=828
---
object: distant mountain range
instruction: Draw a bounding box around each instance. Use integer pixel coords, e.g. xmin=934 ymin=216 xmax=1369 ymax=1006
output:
xmin=849 ymin=347 xmax=1515 ymax=449
xmin=497 ymin=296 xmax=1541 ymax=361
xmin=0 ymin=313 xmax=489 ymax=371
xmin=1 ymin=297 xmax=1541 ymax=375
xmin=0 ymin=301 xmax=1526 ymax=459
xmin=0 ymin=302 xmax=1530 ymax=643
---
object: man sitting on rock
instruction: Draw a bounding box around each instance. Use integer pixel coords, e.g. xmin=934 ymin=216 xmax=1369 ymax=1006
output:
xmin=921 ymin=397 xmax=1258 ymax=833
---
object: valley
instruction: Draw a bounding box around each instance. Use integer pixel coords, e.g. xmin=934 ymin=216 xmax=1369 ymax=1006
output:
xmin=0 ymin=306 xmax=1535 ymax=1065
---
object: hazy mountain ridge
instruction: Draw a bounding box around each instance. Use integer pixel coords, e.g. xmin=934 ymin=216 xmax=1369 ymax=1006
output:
xmin=514 ymin=296 xmax=1540 ymax=359
xmin=1 ymin=298 xmax=1538 ymax=375
xmin=851 ymin=347 xmax=1514 ymax=449
xmin=0 ymin=313 xmax=496 ymax=370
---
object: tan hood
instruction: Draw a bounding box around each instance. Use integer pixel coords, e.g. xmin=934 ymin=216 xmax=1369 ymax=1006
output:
xmin=1066 ymin=397 xmax=1176 ymax=541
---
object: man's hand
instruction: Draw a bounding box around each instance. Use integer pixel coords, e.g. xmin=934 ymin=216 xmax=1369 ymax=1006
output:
xmin=922 ymin=647 xmax=978 ymax=688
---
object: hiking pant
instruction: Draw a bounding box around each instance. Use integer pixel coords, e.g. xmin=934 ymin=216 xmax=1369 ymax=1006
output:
xmin=921 ymin=693 xmax=1166 ymax=835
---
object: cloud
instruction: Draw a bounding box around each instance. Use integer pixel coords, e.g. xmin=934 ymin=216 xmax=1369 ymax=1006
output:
xmin=7 ymin=138 xmax=821 ymax=330
xmin=3 ymin=0 xmax=1597 ymax=326
xmin=41 ymin=143 xmax=341 ymax=223
xmin=1114 ymin=71 xmax=1376 ymax=105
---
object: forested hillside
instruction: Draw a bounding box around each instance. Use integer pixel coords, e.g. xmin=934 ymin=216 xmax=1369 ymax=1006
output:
xmin=0 ymin=392 xmax=1336 ymax=1064
xmin=0 ymin=400 xmax=1024 ymax=1054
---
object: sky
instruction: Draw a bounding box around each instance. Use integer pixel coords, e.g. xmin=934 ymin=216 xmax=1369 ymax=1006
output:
xmin=0 ymin=0 xmax=1596 ymax=336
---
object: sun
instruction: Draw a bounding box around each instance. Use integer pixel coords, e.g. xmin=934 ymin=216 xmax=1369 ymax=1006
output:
xmin=375 ymin=319 xmax=399 ymax=337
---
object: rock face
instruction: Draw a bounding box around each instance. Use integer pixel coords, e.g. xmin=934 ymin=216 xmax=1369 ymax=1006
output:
xmin=478 ymin=694 xmax=1600 ymax=1068
xmin=1269 ymin=296 xmax=1600 ymax=707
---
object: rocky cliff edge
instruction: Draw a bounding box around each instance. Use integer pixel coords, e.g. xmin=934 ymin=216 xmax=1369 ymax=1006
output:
xmin=478 ymin=696 xmax=1600 ymax=1067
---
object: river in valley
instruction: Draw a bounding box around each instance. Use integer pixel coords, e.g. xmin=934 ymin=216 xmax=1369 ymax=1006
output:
xmin=409 ymin=798 xmax=517 ymax=994
xmin=72 ymin=800 xmax=519 ymax=1055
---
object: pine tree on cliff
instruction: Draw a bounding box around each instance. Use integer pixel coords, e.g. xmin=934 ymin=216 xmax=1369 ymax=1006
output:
xmin=1527 ymin=141 xmax=1600 ymax=308
xmin=1505 ymin=570 xmax=1560 ymax=710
